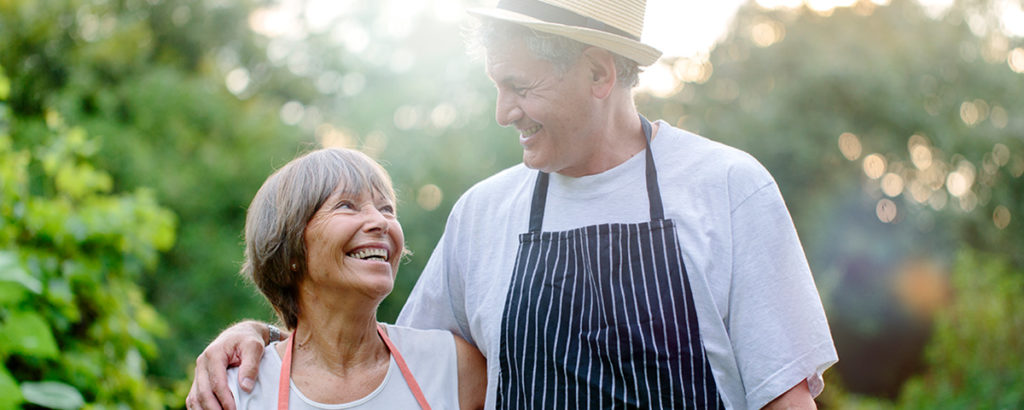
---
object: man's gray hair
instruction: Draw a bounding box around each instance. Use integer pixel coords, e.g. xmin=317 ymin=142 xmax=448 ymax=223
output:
xmin=240 ymin=148 xmax=397 ymax=329
xmin=476 ymin=20 xmax=641 ymax=88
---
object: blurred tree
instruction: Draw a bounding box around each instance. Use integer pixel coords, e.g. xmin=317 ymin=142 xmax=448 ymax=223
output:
xmin=896 ymin=249 xmax=1024 ymax=408
xmin=0 ymin=0 xmax=313 ymax=389
xmin=638 ymin=0 xmax=1023 ymax=399
xmin=1 ymin=65 xmax=177 ymax=407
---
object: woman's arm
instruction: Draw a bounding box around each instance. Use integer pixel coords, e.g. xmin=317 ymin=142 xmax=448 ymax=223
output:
xmin=453 ymin=335 xmax=487 ymax=410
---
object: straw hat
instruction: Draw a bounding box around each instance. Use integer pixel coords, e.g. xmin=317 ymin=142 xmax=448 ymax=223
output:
xmin=469 ymin=0 xmax=662 ymax=66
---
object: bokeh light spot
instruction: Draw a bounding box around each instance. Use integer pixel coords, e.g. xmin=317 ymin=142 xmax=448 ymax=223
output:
xmin=225 ymin=68 xmax=250 ymax=96
xmin=893 ymin=260 xmax=950 ymax=320
xmin=993 ymin=205 xmax=1011 ymax=229
xmin=910 ymin=144 xmax=933 ymax=170
xmin=417 ymin=184 xmax=443 ymax=211
xmin=361 ymin=131 xmax=388 ymax=159
xmin=946 ymin=172 xmax=970 ymax=197
xmin=393 ymin=105 xmax=421 ymax=131
xmin=876 ymin=198 xmax=898 ymax=223
xmin=863 ymin=154 xmax=886 ymax=179
xmin=1009 ymin=47 xmax=1024 ymax=73
xmin=959 ymin=100 xmax=980 ymax=126
xmin=279 ymin=101 xmax=304 ymax=125
xmin=316 ymin=124 xmax=352 ymax=148
xmin=751 ymin=18 xmax=785 ymax=47
xmin=990 ymin=105 xmax=1009 ymax=128
xmin=838 ymin=132 xmax=862 ymax=161
xmin=881 ymin=173 xmax=904 ymax=197
xmin=992 ymin=143 xmax=1010 ymax=167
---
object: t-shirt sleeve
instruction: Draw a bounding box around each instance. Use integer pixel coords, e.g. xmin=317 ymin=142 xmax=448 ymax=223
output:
xmin=396 ymin=203 xmax=473 ymax=343
xmin=727 ymin=179 xmax=838 ymax=409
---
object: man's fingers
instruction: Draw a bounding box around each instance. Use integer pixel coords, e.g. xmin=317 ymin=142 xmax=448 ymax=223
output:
xmin=236 ymin=340 xmax=266 ymax=393
xmin=188 ymin=360 xmax=227 ymax=410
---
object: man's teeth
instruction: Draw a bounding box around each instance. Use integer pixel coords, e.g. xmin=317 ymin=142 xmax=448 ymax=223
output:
xmin=521 ymin=125 xmax=541 ymax=136
xmin=347 ymin=248 xmax=388 ymax=261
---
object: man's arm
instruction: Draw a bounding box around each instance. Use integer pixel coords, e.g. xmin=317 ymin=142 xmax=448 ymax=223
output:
xmin=185 ymin=320 xmax=288 ymax=410
xmin=763 ymin=380 xmax=815 ymax=409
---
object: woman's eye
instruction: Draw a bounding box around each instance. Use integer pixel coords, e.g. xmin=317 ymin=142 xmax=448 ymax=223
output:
xmin=335 ymin=200 xmax=355 ymax=210
xmin=379 ymin=205 xmax=395 ymax=215
xmin=513 ymin=87 xmax=528 ymax=96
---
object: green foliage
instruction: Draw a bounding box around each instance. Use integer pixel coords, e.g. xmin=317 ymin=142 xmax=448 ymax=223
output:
xmin=896 ymin=249 xmax=1024 ymax=408
xmin=639 ymin=0 xmax=1023 ymax=400
xmin=1 ymin=74 xmax=177 ymax=407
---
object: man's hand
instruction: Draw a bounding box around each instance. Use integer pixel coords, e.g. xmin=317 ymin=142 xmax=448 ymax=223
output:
xmin=185 ymin=320 xmax=278 ymax=410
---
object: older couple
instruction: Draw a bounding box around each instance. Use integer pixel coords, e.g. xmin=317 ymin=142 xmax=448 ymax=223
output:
xmin=188 ymin=0 xmax=837 ymax=409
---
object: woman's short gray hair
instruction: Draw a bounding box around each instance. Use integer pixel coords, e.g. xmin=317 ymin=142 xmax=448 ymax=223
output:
xmin=475 ymin=19 xmax=641 ymax=88
xmin=241 ymin=148 xmax=396 ymax=329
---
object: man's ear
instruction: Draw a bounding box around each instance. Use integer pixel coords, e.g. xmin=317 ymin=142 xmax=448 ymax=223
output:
xmin=583 ymin=47 xmax=617 ymax=99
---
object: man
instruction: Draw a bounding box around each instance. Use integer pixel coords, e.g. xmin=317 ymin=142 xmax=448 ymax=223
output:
xmin=187 ymin=1 xmax=837 ymax=409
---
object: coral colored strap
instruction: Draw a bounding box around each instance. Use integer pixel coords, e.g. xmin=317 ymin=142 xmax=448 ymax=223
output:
xmin=278 ymin=334 xmax=294 ymax=410
xmin=377 ymin=324 xmax=432 ymax=410
xmin=277 ymin=327 xmax=430 ymax=410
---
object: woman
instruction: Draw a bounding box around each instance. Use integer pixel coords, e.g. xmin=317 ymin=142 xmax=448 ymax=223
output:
xmin=226 ymin=148 xmax=486 ymax=409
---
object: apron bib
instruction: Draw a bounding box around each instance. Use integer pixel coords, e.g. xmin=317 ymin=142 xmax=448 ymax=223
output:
xmin=496 ymin=117 xmax=724 ymax=409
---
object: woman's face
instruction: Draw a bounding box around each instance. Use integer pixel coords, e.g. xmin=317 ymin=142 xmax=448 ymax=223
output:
xmin=301 ymin=183 xmax=404 ymax=301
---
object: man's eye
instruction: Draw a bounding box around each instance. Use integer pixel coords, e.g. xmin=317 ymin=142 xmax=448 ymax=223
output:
xmin=379 ymin=205 xmax=395 ymax=215
xmin=513 ymin=87 xmax=528 ymax=96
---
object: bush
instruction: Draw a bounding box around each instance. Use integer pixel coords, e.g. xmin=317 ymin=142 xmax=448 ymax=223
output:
xmin=0 ymin=65 xmax=178 ymax=408
xmin=896 ymin=249 xmax=1024 ymax=408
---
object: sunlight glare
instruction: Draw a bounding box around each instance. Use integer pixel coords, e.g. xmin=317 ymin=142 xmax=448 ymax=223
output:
xmin=672 ymin=58 xmax=713 ymax=84
xmin=432 ymin=0 xmax=464 ymax=22
xmin=755 ymin=0 xmax=803 ymax=9
xmin=638 ymin=62 xmax=682 ymax=98
xmin=279 ymin=101 xmax=304 ymax=125
xmin=305 ymin=0 xmax=352 ymax=33
xmin=918 ymin=0 xmax=955 ymax=18
xmin=249 ymin=5 xmax=297 ymax=38
xmin=998 ymin=0 xmax=1024 ymax=37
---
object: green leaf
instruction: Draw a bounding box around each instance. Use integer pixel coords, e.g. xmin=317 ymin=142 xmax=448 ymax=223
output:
xmin=1 ymin=310 xmax=59 ymax=358
xmin=0 ymin=367 xmax=24 ymax=409
xmin=0 ymin=250 xmax=42 ymax=294
xmin=21 ymin=381 xmax=84 ymax=410
xmin=0 ymin=281 xmax=27 ymax=305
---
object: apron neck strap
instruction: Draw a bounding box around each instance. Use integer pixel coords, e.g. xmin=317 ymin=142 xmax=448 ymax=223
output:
xmin=528 ymin=115 xmax=663 ymax=232
xmin=277 ymin=325 xmax=432 ymax=410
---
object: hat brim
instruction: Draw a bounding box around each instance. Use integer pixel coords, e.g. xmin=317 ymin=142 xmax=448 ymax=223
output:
xmin=468 ymin=7 xmax=662 ymax=66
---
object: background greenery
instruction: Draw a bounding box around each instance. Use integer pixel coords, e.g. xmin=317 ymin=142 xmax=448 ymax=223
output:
xmin=0 ymin=0 xmax=1020 ymax=408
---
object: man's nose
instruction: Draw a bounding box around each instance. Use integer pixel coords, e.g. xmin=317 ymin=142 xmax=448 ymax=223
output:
xmin=495 ymin=91 xmax=523 ymax=127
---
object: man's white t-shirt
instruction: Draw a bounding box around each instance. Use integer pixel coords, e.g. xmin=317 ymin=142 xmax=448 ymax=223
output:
xmin=398 ymin=120 xmax=838 ymax=409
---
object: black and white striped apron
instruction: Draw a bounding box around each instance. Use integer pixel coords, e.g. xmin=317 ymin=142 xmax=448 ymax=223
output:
xmin=496 ymin=117 xmax=724 ymax=409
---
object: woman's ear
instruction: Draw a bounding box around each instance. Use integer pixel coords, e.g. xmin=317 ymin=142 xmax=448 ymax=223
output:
xmin=583 ymin=47 xmax=617 ymax=100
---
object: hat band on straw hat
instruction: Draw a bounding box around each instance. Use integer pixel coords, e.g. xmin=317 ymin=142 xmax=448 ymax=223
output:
xmin=496 ymin=0 xmax=639 ymax=41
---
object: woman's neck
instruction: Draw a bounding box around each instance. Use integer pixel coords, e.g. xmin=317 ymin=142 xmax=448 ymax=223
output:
xmin=278 ymin=294 xmax=391 ymax=403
